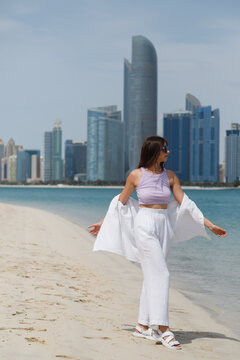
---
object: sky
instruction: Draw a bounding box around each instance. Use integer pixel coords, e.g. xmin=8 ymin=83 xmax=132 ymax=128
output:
xmin=0 ymin=0 xmax=240 ymax=162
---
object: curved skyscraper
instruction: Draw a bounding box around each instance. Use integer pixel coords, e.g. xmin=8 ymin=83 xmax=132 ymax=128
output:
xmin=185 ymin=93 xmax=201 ymax=112
xmin=124 ymin=35 xmax=157 ymax=174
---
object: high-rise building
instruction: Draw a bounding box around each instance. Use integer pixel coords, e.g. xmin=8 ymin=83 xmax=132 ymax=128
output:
xmin=8 ymin=155 xmax=17 ymax=182
xmin=43 ymin=131 xmax=52 ymax=182
xmin=225 ymin=123 xmax=240 ymax=183
xmin=52 ymin=120 xmax=62 ymax=181
xmin=163 ymin=94 xmax=220 ymax=183
xmin=163 ymin=111 xmax=191 ymax=181
xmin=0 ymin=139 xmax=4 ymax=180
xmin=1 ymin=157 xmax=8 ymax=181
xmin=185 ymin=93 xmax=201 ymax=112
xmin=31 ymin=154 xmax=41 ymax=181
xmin=17 ymin=149 xmax=40 ymax=182
xmin=87 ymin=106 xmax=124 ymax=182
xmin=124 ymin=35 xmax=157 ymax=174
xmin=5 ymin=138 xmax=16 ymax=158
xmin=43 ymin=120 xmax=62 ymax=182
xmin=190 ymin=105 xmax=219 ymax=182
xmin=65 ymin=140 xmax=87 ymax=180
xmin=65 ymin=140 xmax=74 ymax=180
xmin=17 ymin=150 xmax=27 ymax=182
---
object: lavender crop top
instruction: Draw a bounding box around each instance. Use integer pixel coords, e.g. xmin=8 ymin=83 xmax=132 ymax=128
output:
xmin=136 ymin=167 xmax=171 ymax=205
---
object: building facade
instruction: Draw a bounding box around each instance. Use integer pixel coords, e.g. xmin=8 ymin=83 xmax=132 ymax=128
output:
xmin=43 ymin=132 xmax=52 ymax=182
xmin=163 ymin=111 xmax=191 ymax=181
xmin=87 ymin=106 xmax=124 ymax=182
xmin=65 ymin=140 xmax=87 ymax=180
xmin=8 ymin=155 xmax=17 ymax=182
xmin=17 ymin=149 xmax=41 ymax=182
xmin=1 ymin=157 xmax=8 ymax=181
xmin=43 ymin=120 xmax=63 ymax=182
xmin=124 ymin=35 xmax=157 ymax=174
xmin=190 ymin=106 xmax=219 ymax=182
xmin=163 ymin=94 xmax=220 ymax=183
xmin=31 ymin=154 xmax=41 ymax=181
xmin=5 ymin=138 xmax=16 ymax=158
xmin=225 ymin=124 xmax=240 ymax=183
xmin=52 ymin=120 xmax=62 ymax=181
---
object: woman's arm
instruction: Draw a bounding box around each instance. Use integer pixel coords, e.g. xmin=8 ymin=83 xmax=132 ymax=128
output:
xmin=118 ymin=170 xmax=137 ymax=205
xmin=169 ymin=170 xmax=227 ymax=238
xmin=88 ymin=170 xmax=137 ymax=236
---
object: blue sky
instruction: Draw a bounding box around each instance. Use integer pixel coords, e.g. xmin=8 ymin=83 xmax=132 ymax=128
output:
xmin=0 ymin=0 xmax=240 ymax=162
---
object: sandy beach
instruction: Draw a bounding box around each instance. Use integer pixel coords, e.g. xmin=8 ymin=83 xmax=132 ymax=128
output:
xmin=0 ymin=202 xmax=239 ymax=360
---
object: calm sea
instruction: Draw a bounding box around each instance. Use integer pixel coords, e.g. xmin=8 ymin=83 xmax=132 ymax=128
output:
xmin=0 ymin=187 xmax=239 ymax=336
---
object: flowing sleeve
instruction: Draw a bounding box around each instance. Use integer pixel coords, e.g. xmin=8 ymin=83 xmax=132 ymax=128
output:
xmin=93 ymin=194 xmax=140 ymax=262
xmin=168 ymin=193 xmax=211 ymax=243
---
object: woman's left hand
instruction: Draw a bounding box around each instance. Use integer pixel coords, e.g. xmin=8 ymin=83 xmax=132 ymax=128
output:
xmin=208 ymin=224 xmax=227 ymax=238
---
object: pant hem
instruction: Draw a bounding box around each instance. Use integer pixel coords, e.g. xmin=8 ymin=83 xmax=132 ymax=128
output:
xmin=150 ymin=320 xmax=169 ymax=326
xmin=138 ymin=320 xmax=149 ymax=326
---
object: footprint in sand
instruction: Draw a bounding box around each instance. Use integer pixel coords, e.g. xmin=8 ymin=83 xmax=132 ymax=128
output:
xmin=25 ymin=337 xmax=46 ymax=344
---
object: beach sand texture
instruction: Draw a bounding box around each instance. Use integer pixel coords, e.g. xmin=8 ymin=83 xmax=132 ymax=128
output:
xmin=0 ymin=202 xmax=239 ymax=360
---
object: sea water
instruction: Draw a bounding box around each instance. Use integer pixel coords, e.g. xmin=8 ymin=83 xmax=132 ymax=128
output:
xmin=0 ymin=187 xmax=239 ymax=336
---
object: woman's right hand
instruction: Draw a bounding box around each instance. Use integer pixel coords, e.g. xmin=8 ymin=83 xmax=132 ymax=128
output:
xmin=88 ymin=219 xmax=104 ymax=236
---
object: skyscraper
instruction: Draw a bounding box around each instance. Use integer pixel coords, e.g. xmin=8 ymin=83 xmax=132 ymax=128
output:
xmin=5 ymin=138 xmax=16 ymax=158
xmin=225 ymin=124 xmax=240 ymax=183
xmin=124 ymin=35 xmax=158 ymax=174
xmin=190 ymin=105 xmax=219 ymax=182
xmin=185 ymin=93 xmax=201 ymax=112
xmin=31 ymin=154 xmax=41 ymax=181
xmin=8 ymin=155 xmax=17 ymax=182
xmin=17 ymin=149 xmax=41 ymax=182
xmin=43 ymin=120 xmax=63 ymax=182
xmin=1 ymin=157 xmax=8 ymax=181
xmin=65 ymin=140 xmax=87 ymax=180
xmin=87 ymin=106 xmax=124 ymax=182
xmin=163 ymin=111 xmax=191 ymax=181
xmin=163 ymin=94 xmax=220 ymax=183
xmin=43 ymin=132 xmax=52 ymax=182
xmin=52 ymin=120 xmax=62 ymax=181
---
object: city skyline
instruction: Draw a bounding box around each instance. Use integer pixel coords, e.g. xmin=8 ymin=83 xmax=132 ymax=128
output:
xmin=0 ymin=0 xmax=240 ymax=163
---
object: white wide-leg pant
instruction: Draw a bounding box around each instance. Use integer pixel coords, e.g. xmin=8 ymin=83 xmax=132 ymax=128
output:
xmin=134 ymin=207 xmax=173 ymax=326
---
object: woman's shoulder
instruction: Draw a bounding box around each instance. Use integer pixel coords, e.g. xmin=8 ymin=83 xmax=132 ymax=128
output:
xmin=128 ymin=168 xmax=143 ymax=187
xmin=166 ymin=169 xmax=176 ymax=177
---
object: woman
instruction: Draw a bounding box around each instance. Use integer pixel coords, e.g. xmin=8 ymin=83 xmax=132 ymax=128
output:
xmin=88 ymin=136 xmax=227 ymax=350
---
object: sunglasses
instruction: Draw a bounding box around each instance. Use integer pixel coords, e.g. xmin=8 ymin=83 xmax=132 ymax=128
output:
xmin=161 ymin=145 xmax=169 ymax=153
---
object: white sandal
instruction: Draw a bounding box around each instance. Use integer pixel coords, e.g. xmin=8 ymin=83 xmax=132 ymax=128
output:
xmin=160 ymin=330 xmax=182 ymax=350
xmin=132 ymin=325 xmax=161 ymax=341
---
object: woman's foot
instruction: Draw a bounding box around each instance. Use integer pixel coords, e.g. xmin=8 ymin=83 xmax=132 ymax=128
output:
xmin=133 ymin=324 xmax=161 ymax=341
xmin=158 ymin=325 xmax=181 ymax=350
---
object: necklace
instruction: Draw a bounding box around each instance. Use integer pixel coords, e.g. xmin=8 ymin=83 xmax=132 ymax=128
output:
xmin=145 ymin=167 xmax=163 ymax=174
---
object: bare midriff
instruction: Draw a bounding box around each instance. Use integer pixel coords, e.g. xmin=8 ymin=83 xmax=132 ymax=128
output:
xmin=139 ymin=204 xmax=168 ymax=209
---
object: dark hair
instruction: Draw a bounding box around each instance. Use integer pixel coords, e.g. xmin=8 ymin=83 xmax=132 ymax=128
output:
xmin=137 ymin=136 xmax=168 ymax=170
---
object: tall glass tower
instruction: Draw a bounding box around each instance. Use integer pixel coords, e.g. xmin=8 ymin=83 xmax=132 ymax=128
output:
xmin=43 ymin=120 xmax=63 ymax=182
xmin=124 ymin=35 xmax=157 ymax=174
xmin=163 ymin=111 xmax=191 ymax=181
xmin=225 ymin=124 xmax=240 ymax=183
xmin=52 ymin=120 xmax=62 ymax=181
xmin=188 ymin=95 xmax=219 ymax=183
xmin=87 ymin=106 xmax=124 ymax=182
xmin=43 ymin=132 xmax=52 ymax=182
xmin=65 ymin=140 xmax=87 ymax=180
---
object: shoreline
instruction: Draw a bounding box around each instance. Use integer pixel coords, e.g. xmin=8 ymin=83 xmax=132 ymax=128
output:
xmin=0 ymin=201 xmax=239 ymax=358
xmin=0 ymin=184 xmax=238 ymax=190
